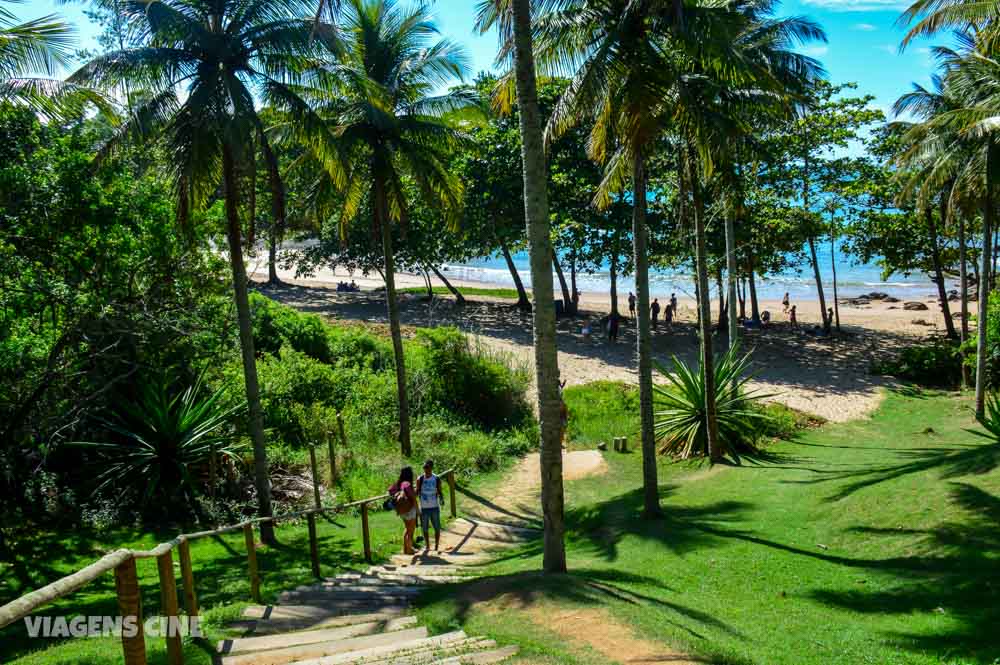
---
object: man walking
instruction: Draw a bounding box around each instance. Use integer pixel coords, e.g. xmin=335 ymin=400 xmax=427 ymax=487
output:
xmin=628 ymin=292 xmax=636 ymax=319
xmin=416 ymin=459 xmax=444 ymax=553
xmin=651 ymin=298 xmax=661 ymax=331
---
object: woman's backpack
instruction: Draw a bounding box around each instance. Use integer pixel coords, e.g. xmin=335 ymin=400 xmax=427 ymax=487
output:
xmin=393 ymin=488 xmax=414 ymax=515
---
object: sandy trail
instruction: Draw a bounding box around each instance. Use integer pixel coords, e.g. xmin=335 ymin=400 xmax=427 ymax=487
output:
xmin=257 ymin=271 xmax=944 ymax=422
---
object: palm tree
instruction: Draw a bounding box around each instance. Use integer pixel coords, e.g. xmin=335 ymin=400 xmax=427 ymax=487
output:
xmin=73 ymin=0 xmax=340 ymax=543
xmin=300 ymin=0 xmax=471 ymax=456
xmin=0 ymin=1 xmax=80 ymax=116
xmin=476 ymin=0 xmax=567 ymax=572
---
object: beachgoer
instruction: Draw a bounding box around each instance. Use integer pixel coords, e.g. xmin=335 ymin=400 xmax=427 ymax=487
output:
xmin=416 ymin=459 xmax=443 ymax=553
xmin=608 ymin=311 xmax=621 ymax=342
xmin=761 ymin=310 xmax=771 ymax=326
xmin=827 ymin=307 xmax=834 ymax=327
xmin=388 ymin=467 xmax=419 ymax=554
xmin=789 ymin=305 xmax=798 ymax=328
xmin=350 ymin=280 xmax=359 ymax=292
xmin=651 ymin=299 xmax=661 ymax=330
xmin=670 ymin=293 xmax=678 ymax=316
xmin=628 ymin=292 xmax=636 ymax=318
xmin=665 ymin=300 xmax=674 ymax=327
xmin=582 ymin=322 xmax=592 ymax=337
xmin=782 ymin=292 xmax=790 ymax=314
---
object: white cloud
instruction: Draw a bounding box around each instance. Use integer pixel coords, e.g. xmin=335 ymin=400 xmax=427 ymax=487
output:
xmin=876 ymin=43 xmax=900 ymax=55
xmin=800 ymin=45 xmax=830 ymax=57
xmin=853 ymin=22 xmax=878 ymax=30
xmin=801 ymin=0 xmax=908 ymax=11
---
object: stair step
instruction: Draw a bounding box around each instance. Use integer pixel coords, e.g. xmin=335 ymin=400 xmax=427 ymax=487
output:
xmin=374 ymin=573 xmax=465 ymax=585
xmin=433 ymin=645 xmax=519 ymax=664
xmin=452 ymin=518 xmax=541 ymax=535
xmin=288 ymin=632 xmax=474 ymax=665
xmin=276 ymin=592 xmax=413 ymax=607
xmin=389 ymin=553 xmax=490 ymax=567
xmin=238 ymin=607 xmax=408 ymax=636
xmin=218 ymin=616 xmax=417 ymax=655
xmin=295 ymin=583 xmax=423 ymax=594
xmin=219 ymin=626 xmax=430 ymax=665
xmin=357 ymin=639 xmax=499 ymax=665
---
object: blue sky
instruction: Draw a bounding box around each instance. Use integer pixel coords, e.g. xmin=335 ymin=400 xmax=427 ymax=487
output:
xmin=14 ymin=0 xmax=939 ymax=120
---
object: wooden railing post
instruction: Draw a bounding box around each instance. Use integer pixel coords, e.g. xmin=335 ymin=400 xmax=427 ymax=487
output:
xmin=177 ymin=538 xmax=198 ymax=618
xmin=243 ymin=524 xmax=261 ymax=603
xmin=360 ymin=502 xmax=372 ymax=563
xmin=447 ymin=471 xmax=457 ymax=518
xmin=114 ymin=556 xmax=147 ymax=665
xmin=307 ymin=513 xmax=321 ymax=578
xmin=156 ymin=549 xmax=184 ymax=665
xmin=309 ymin=445 xmax=322 ymax=509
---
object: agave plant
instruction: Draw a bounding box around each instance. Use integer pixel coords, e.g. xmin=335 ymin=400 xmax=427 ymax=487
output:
xmin=75 ymin=375 xmax=246 ymax=508
xmin=972 ymin=392 xmax=1000 ymax=443
xmin=653 ymin=348 xmax=772 ymax=460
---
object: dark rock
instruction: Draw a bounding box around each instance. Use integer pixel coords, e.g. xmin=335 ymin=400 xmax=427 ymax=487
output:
xmin=868 ymin=292 xmax=890 ymax=300
xmin=904 ymin=301 xmax=929 ymax=311
xmin=883 ymin=296 xmax=901 ymax=303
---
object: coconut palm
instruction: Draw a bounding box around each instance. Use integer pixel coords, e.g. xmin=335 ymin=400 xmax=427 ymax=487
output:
xmin=72 ymin=0 xmax=341 ymax=543
xmin=475 ymin=0 xmax=567 ymax=572
xmin=299 ymin=0 xmax=471 ymax=456
xmin=0 ymin=0 xmax=80 ymax=115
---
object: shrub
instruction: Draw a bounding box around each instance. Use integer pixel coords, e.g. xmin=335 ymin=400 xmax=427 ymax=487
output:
xmin=653 ymin=348 xmax=772 ymax=460
xmin=874 ymin=341 xmax=962 ymax=388
xmin=250 ymin=292 xmax=334 ymax=363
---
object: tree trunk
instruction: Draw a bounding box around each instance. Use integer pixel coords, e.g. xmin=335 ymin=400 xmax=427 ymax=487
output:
xmin=724 ymin=210 xmax=739 ymax=349
xmin=422 ymin=268 xmax=434 ymax=299
xmin=431 ymin=265 xmax=466 ymax=305
xmin=976 ymin=140 xmax=995 ymax=418
xmin=959 ymin=206 xmax=971 ymax=387
xmin=375 ymin=173 xmax=411 ymax=456
xmin=609 ymin=252 xmax=619 ymax=316
xmin=632 ymin=148 xmax=660 ymax=517
xmin=929 ymin=202 xmax=956 ymax=340
xmin=222 ymin=142 xmax=275 ymax=545
xmin=830 ymin=223 xmax=840 ymax=332
xmin=747 ymin=254 xmax=760 ymax=323
xmin=500 ymin=240 xmax=532 ymax=312
xmin=738 ymin=275 xmax=747 ymax=321
xmin=511 ymin=0 xmax=566 ymax=573
xmin=688 ymin=147 xmax=721 ymax=462
xmin=717 ymin=268 xmax=727 ymax=330
xmin=570 ymin=248 xmax=579 ymax=312
xmin=552 ymin=249 xmax=573 ymax=315
xmin=803 ymin=152 xmax=829 ymax=332
xmin=267 ymin=230 xmax=279 ymax=285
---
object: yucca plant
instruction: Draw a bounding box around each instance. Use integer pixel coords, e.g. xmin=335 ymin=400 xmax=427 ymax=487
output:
xmin=74 ymin=375 xmax=246 ymax=510
xmin=972 ymin=392 xmax=1000 ymax=443
xmin=653 ymin=348 xmax=772 ymax=461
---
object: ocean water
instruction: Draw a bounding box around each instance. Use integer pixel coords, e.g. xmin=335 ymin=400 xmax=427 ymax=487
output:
xmin=443 ymin=243 xmax=945 ymax=302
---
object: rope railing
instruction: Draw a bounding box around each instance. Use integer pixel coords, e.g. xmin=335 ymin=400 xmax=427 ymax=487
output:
xmin=0 ymin=467 xmax=459 ymax=665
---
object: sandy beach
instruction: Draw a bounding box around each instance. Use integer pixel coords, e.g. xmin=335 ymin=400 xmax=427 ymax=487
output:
xmin=250 ymin=255 xmax=957 ymax=423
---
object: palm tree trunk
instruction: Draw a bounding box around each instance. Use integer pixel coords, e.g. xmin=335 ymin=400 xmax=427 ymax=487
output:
xmin=959 ymin=207 xmax=971 ymax=387
xmin=725 ymin=210 xmax=738 ymax=349
xmin=375 ymin=173 xmax=412 ymax=456
xmin=511 ymin=0 xmax=566 ymax=573
xmin=688 ymin=147 xmax=721 ymax=461
xmin=609 ymin=252 xmax=619 ymax=316
xmin=747 ymin=254 xmax=760 ymax=324
xmin=739 ymin=276 xmax=746 ymax=321
xmin=552 ymin=249 xmax=573 ymax=315
xmin=632 ymin=148 xmax=660 ymax=517
xmin=222 ymin=142 xmax=275 ymax=545
xmin=717 ymin=268 xmax=726 ymax=330
xmin=500 ymin=240 xmax=532 ymax=312
xmin=928 ymin=203 xmax=956 ymax=340
xmin=830 ymin=223 xmax=841 ymax=332
xmin=976 ymin=140 xmax=995 ymax=418
xmin=570 ymin=248 xmax=579 ymax=312
xmin=430 ymin=265 xmax=466 ymax=305
xmin=267 ymin=229 xmax=279 ymax=284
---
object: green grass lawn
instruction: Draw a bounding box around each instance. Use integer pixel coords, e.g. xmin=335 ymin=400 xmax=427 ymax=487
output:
xmin=398 ymin=286 xmax=526 ymax=300
xmin=416 ymin=384 xmax=1000 ymax=665
xmin=0 ymin=505 xmax=434 ymax=665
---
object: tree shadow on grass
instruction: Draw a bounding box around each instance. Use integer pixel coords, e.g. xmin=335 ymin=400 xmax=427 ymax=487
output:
xmin=808 ymin=482 xmax=1000 ymax=663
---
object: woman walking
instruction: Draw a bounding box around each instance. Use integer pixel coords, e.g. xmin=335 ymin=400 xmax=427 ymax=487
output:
xmin=389 ymin=467 xmax=419 ymax=554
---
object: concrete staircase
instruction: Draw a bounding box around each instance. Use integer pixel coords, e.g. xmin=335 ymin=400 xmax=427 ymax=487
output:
xmin=221 ymin=517 xmax=539 ymax=665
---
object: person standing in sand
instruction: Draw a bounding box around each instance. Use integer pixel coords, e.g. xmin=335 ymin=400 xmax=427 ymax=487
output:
xmin=608 ymin=311 xmax=621 ymax=342
xmin=665 ymin=300 xmax=674 ymax=328
xmin=789 ymin=305 xmax=798 ymax=329
xmin=628 ymin=292 xmax=636 ymax=319
xmin=782 ymin=292 xmax=790 ymax=314
xmin=651 ymin=299 xmax=661 ymax=330
xmin=670 ymin=293 xmax=678 ymax=316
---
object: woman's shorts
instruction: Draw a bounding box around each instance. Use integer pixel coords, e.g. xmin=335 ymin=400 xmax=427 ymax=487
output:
xmin=400 ymin=507 xmax=417 ymax=521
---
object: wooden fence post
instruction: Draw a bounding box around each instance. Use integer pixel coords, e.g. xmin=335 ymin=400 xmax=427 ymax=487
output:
xmin=360 ymin=502 xmax=372 ymax=563
xmin=243 ymin=524 xmax=261 ymax=603
xmin=307 ymin=513 xmax=321 ymax=578
xmin=309 ymin=445 xmax=322 ymax=509
xmin=447 ymin=471 xmax=457 ymax=518
xmin=156 ymin=549 xmax=184 ymax=665
xmin=114 ymin=556 xmax=147 ymax=665
xmin=177 ymin=538 xmax=198 ymax=618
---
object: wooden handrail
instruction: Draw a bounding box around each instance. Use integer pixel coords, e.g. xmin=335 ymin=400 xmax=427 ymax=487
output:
xmin=0 ymin=468 xmax=457 ymax=632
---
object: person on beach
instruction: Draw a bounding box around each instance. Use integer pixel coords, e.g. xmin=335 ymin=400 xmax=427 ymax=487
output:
xmin=651 ymin=299 xmax=661 ymax=330
xmin=664 ymin=300 xmax=674 ymax=328
xmin=782 ymin=292 xmax=790 ymax=314
xmin=416 ymin=459 xmax=444 ymax=553
xmin=670 ymin=293 xmax=678 ymax=316
xmin=628 ymin=292 xmax=636 ymax=318
xmin=388 ymin=467 xmax=419 ymax=554
xmin=608 ymin=311 xmax=621 ymax=342
xmin=789 ymin=305 xmax=798 ymax=329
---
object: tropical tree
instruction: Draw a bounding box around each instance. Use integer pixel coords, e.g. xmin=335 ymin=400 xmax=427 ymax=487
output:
xmin=299 ymin=0 xmax=470 ymax=456
xmin=477 ymin=0 xmax=567 ymax=572
xmin=0 ymin=1 xmax=79 ymax=115
xmin=72 ymin=0 xmax=340 ymax=542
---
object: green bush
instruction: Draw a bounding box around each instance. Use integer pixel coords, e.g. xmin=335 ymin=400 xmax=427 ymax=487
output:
xmin=874 ymin=341 xmax=962 ymax=388
xmin=250 ymin=292 xmax=334 ymax=363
